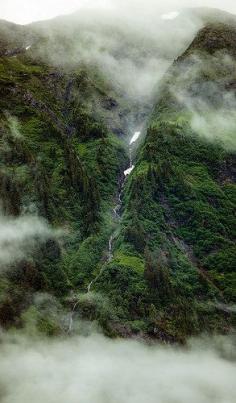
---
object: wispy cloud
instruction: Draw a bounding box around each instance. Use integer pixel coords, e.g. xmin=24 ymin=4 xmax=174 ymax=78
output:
xmin=172 ymin=53 xmax=236 ymax=150
xmin=0 ymin=214 xmax=58 ymax=270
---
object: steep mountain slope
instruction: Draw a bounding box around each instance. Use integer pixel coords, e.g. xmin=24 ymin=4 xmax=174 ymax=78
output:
xmin=0 ymin=24 xmax=130 ymax=331
xmin=0 ymin=20 xmax=31 ymax=55
xmin=93 ymin=22 xmax=236 ymax=341
xmin=0 ymin=11 xmax=235 ymax=341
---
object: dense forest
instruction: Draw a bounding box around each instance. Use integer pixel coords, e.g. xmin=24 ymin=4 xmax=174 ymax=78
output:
xmin=0 ymin=7 xmax=235 ymax=344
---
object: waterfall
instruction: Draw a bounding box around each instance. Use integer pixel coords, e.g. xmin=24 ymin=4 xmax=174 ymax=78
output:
xmin=124 ymin=131 xmax=141 ymax=176
xmin=104 ymin=130 xmax=142 ymax=263
xmin=90 ymin=130 xmax=141 ymax=279
xmin=68 ymin=130 xmax=141 ymax=333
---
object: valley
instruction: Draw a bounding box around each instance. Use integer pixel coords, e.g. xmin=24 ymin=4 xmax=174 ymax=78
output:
xmin=0 ymin=6 xmax=235 ymax=344
xmin=0 ymin=2 xmax=236 ymax=402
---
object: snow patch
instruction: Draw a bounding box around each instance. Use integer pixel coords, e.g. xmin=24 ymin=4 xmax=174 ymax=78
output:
xmin=130 ymin=131 xmax=141 ymax=145
xmin=124 ymin=165 xmax=135 ymax=176
xmin=161 ymin=11 xmax=179 ymax=20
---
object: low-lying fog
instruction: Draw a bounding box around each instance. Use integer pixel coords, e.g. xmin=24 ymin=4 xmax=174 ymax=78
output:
xmin=0 ymin=333 xmax=235 ymax=403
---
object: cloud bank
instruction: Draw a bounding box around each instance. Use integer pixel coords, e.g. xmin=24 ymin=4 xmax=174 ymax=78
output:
xmin=2 ymin=1 xmax=236 ymax=105
xmin=32 ymin=3 xmax=204 ymax=103
xmin=0 ymin=334 xmax=235 ymax=403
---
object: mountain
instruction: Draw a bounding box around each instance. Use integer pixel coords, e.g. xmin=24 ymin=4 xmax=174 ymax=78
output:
xmin=0 ymin=9 xmax=235 ymax=341
xmin=109 ymin=21 xmax=236 ymax=341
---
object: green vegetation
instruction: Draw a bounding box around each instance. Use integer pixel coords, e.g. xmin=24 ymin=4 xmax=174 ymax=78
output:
xmin=0 ymin=21 xmax=235 ymax=342
xmin=92 ymin=23 xmax=236 ymax=341
xmin=0 ymin=48 xmax=128 ymax=330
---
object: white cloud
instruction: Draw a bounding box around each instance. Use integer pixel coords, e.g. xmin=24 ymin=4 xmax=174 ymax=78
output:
xmin=173 ymin=53 xmax=236 ymax=150
xmin=0 ymin=214 xmax=57 ymax=270
xmin=0 ymin=0 xmax=236 ymax=24
xmin=1 ymin=1 xmax=236 ymax=104
xmin=0 ymin=334 xmax=235 ymax=403
xmin=28 ymin=2 xmax=203 ymax=102
xmin=161 ymin=11 xmax=180 ymax=20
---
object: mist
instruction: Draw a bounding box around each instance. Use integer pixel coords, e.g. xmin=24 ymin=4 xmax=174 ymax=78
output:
xmin=2 ymin=1 xmax=236 ymax=105
xmin=0 ymin=333 xmax=235 ymax=403
xmin=0 ymin=213 xmax=58 ymax=271
xmin=2 ymin=0 xmax=236 ymax=24
xmin=30 ymin=4 xmax=205 ymax=103
xmin=172 ymin=52 xmax=236 ymax=150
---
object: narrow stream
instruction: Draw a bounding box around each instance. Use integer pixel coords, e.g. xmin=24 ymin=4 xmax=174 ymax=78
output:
xmin=68 ymin=130 xmax=141 ymax=333
xmin=87 ymin=130 xmax=141 ymax=291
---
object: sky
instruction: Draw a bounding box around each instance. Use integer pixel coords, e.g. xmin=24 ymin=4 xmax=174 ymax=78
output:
xmin=1 ymin=0 xmax=236 ymax=25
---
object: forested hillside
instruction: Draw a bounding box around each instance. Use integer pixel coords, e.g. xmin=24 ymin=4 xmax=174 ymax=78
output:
xmin=0 ymin=11 xmax=235 ymax=342
xmin=101 ymin=22 xmax=236 ymax=341
xmin=0 ymin=25 xmax=131 ymax=331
